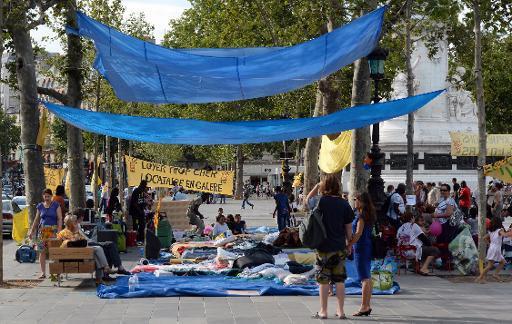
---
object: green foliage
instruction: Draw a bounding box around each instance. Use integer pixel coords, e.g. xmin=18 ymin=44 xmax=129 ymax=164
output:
xmin=0 ymin=109 xmax=20 ymax=160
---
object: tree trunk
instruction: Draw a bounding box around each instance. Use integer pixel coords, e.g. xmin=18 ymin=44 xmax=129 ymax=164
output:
xmin=10 ymin=17 xmax=46 ymax=224
xmin=234 ymin=146 xmax=244 ymax=199
xmin=118 ymin=138 xmax=125 ymax=210
xmin=349 ymin=57 xmax=372 ymax=203
xmin=65 ymin=2 xmax=86 ymax=210
xmin=405 ymin=0 xmax=415 ymax=199
xmin=92 ymin=76 xmax=101 ymax=210
xmin=105 ymin=136 xmax=111 ymax=188
xmin=302 ymin=90 xmax=323 ymax=196
xmin=0 ymin=0 xmax=4 ymax=284
xmin=473 ymin=0 xmax=487 ymax=269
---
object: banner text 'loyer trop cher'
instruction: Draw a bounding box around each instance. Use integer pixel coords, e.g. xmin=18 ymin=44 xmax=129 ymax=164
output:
xmin=125 ymin=156 xmax=234 ymax=195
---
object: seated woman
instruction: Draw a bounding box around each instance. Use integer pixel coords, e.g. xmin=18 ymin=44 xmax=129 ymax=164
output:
xmin=57 ymin=214 xmax=111 ymax=285
xmin=397 ymin=212 xmax=440 ymax=276
xmin=212 ymin=215 xmax=229 ymax=237
xmin=232 ymin=214 xmax=246 ymax=235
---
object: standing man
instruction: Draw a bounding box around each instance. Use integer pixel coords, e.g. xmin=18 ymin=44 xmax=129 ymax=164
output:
xmin=387 ymin=183 xmax=405 ymax=229
xmin=129 ymin=180 xmax=147 ymax=244
xmin=241 ymin=182 xmax=254 ymax=209
xmin=452 ymin=178 xmax=460 ymax=203
xmin=188 ymin=193 xmax=206 ymax=235
xmin=273 ymin=186 xmax=291 ymax=231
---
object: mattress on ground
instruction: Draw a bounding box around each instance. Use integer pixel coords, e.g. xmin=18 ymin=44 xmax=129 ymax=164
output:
xmin=97 ymin=273 xmax=400 ymax=298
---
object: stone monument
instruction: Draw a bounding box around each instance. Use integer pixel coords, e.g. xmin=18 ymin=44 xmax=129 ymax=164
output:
xmin=342 ymin=39 xmax=480 ymax=190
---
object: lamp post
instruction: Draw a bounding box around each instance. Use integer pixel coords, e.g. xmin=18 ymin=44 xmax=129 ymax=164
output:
xmin=366 ymin=47 xmax=389 ymax=220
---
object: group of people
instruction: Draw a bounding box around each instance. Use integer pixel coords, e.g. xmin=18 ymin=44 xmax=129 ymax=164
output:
xmin=28 ymin=187 xmax=130 ymax=284
xmin=211 ymin=208 xmax=247 ymax=237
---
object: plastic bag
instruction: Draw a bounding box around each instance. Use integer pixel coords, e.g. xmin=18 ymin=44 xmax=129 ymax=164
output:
xmin=372 ymin=270 xmax=393 ymax=291
xmin=283 ymin=274 xmax=308 ymax=286
xmin=217 ymin=247 xmax=239 ymax=260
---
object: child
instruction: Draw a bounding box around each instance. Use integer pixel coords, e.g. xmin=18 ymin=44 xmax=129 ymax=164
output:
xmin=218 ymin=208 xmax=224 ymax=218
xmin=476 ymin=217 xmax=512 ymax=283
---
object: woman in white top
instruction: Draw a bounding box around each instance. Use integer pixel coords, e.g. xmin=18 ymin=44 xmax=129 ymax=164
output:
xmin=212 ymin=215 xmax=229 ymax=237
xmin=396 ymin=212 xmax=440 ymax=276
xmin=433 ymin=183 xmax=459 ymax=244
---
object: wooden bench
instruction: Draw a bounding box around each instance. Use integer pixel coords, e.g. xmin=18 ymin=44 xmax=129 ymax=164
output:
xmin=48 ymin=239 xmax=96 ymax=286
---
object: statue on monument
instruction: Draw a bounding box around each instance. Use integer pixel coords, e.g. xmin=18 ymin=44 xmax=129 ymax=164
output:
xmin=447 ymin=67 xmax=477 ymax=121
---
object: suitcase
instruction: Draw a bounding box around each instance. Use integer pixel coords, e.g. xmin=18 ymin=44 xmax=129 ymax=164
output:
xmin=126 ymin=230 xmax=137 ymax=247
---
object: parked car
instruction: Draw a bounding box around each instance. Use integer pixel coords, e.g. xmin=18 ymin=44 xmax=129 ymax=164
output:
xmin=2 ymin=199 xmax=21 ymax=235
xmin=12 ymin=196 xmax=27 ymax=210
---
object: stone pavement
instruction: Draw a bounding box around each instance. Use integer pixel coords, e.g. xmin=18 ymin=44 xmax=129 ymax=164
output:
xmin=2 ymin=199 xmax=512 ymax=323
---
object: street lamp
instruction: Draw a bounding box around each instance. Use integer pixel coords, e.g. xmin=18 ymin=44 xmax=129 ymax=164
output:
xmin=366 ymin=47 xmax=389 ymax=220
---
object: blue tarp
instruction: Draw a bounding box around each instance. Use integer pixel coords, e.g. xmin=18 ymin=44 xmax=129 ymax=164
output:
xmin=71 ymin=7 xmax=386 ymax=104
xmin=97 ymin=273 xmax=400 ymax=299
xmin=43 ymin=90 xmax=443 ymax=145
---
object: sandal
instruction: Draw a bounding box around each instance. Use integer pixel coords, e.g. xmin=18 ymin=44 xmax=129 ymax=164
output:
xmin=311 ymin=312 xmax=327 ymax=319
xmin=418 ymin=270 xmax=430 ymax=276
xmin=335 ymin=313 xmax=347 ymax=319
xmin=38 ymin=273 xmax=46 ymax=279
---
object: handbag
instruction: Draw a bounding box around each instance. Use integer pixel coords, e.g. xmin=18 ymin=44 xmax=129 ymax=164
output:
xmin=450 ymin=207 xmax=465 ymax=227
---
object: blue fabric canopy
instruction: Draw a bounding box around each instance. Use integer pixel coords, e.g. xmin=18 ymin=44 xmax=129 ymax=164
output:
xmin=71 ymin=7 xmax=386 ymax=104
xmin=44 ymin=90 xmax=443 ymax=145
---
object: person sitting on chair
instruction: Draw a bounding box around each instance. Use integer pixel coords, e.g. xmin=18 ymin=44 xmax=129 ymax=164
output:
xmin=57 ymin=214 xmax=111 ymax=285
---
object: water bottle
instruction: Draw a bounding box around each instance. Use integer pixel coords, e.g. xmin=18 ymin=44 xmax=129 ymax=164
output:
xmin=128 ymin=274 xmax=139 ymax=292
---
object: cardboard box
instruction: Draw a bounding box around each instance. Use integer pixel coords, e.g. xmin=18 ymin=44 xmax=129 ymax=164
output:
xmin=78 ymin=261 xmax=95 ymax=273
xmin=49 ymin=262 xmax=63 ymax=274
xmin=63 ymin=262 xmax=79 ymax=273
xmin=48 ymin=239 xmax=63 ymax=248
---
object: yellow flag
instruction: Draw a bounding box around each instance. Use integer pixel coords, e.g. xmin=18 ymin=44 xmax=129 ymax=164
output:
xmin=36 ymin=108 xmax=49 ymax=147
xmin=318 ymin=131 xmax=352 ymax=173
xmin=484 ymin=156 xmax=512 ymax=184
xmin=44 ymin=167 xmax=65 ymax=192
xmin=12 ymin=208 xmax=29 ymax=244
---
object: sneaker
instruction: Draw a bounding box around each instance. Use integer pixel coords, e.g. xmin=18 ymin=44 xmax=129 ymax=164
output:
xmin=117 ymin=269 xmax=131 ymax=276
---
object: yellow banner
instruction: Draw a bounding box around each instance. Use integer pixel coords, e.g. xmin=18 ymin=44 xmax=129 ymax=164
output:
xmin=44 ymin=167 xmax=65 ymax=192
xmin=484 ymin=156 xmax=512 ymax=184
xmin=125 ymin=156 xmax=234 ymax=195
xmin=450 ymin=132 xmax=512 ymax=156
xmin=36 ymin=108 xmax=49 ymax=147
xmin=318 ymin=131 xmax=352 ymax=173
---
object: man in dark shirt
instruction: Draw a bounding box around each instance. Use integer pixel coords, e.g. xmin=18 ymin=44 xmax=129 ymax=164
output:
xmin=273 ymin=186 xmax=291 ymax=231
xmin=452 ymin=178 xmax=460 ymax=203
xmin=129 ymin=180 xmax=147 ymax=243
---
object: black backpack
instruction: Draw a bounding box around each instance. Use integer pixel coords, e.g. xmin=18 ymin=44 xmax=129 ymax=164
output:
xmin=299 ymin=206 xmax=327 ymax=249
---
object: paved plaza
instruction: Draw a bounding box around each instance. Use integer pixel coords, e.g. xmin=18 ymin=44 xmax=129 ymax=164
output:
xmin=1 ymin=198 xmax=511 ymax=324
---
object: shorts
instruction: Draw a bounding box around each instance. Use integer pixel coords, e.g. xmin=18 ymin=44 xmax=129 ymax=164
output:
xmin=315 ymin=250 xmax=347 ymax=284
xmin=34 ymin=225 xmax=58 ymax=251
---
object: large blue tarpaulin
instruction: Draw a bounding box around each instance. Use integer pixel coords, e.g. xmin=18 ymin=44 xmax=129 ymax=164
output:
xmin=44 ymin=90 xmax=443 ymax=145
xmin=71 ymin=7 xmax=386 ymax=104
xmin=97 ymin=262 xmax=401 ymax=299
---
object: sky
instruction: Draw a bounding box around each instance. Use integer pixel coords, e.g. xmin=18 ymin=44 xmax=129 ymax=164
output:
xmin=32 ymin=0 xmax=191 ymax=53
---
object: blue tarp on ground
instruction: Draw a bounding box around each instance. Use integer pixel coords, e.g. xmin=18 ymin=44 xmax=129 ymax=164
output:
xmin=97 ymin=260 xmax=400 ymax=298
xmin=97 ymin=273 xmax=400 ymax=299
xmin=43 ymin=90 xmax=443 ymax=145
xmin=70 ymin=7 xmax=386 ymax=104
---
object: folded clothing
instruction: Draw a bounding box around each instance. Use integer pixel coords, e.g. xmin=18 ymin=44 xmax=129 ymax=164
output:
xmin=288 ymin=252 xmax=316 ymax=265
xmin=285 ymin=261 xmax=313 ymax=274
xmin=283 ymin=274 xmax=308 ymax=286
